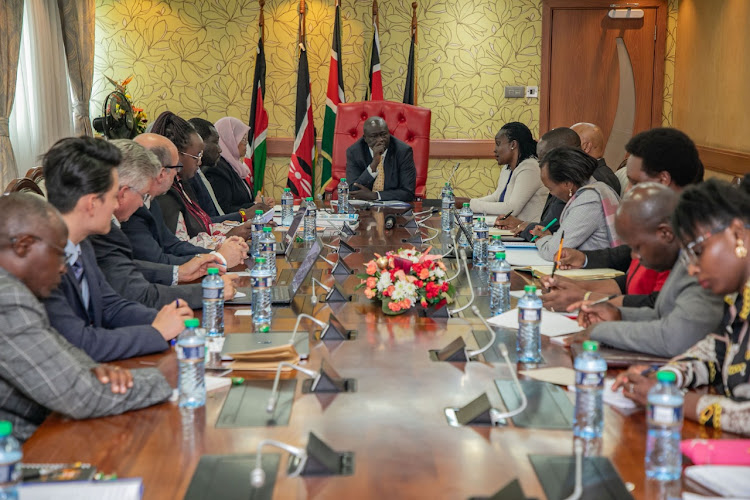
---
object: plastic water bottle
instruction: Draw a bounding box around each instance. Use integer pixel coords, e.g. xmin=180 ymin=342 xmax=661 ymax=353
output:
xmin=488 ymin=235 xmax=506 ymax=262
xmin=0 ymin=421 xmax=21 ymax=500
xmin=251 ymin=209 xmax=264 ymax=258
xmin=441 ymin=188 xmax=454 ymax=232
xmin=281 ymin=187 xmax=294 ymax=226
xmin=573 ymin=340 xmax=607 ymax=443
xmin=260 ymin=226 xmax=277 ymax=278
xmin=458 ymin=203 xmax=473 ymax=248
xmin=517 ymin=284 xmax=542 ymax=363
xmin=489 ymin=252 xmax=511 ymax=316
xmin=250 ymin=256 xmax=273 ymax=327
xmin=338 ymin=178 xmax=349 ymax=214
xmin=177 ymin=318 xmax=206 ymax=408
xmin=303 ymin=197 xmax=317 ymax=241
xmin=202 ymin=267 xmax=224 ymax=336
xmin=472 ymin=217 xmax=489 ymax=266
xmin=645 ymin=371 xmax=684 ymax=480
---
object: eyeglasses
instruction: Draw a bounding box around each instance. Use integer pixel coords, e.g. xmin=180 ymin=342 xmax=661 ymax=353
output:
xmin=164 ymin=164 xmax=183 ymax=170
xmin=179 ymin=151 xmax=203 ymax=162
xmin=680 ymin=225 xmax=728 ymax=268
xmin=127 ymin=185 xmax=150 ymax=204
xmin=10 ymin=235 xmax=73 ymax=263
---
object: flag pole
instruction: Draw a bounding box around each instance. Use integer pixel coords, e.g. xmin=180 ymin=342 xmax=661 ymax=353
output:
xmin=259 ymin=0 xmax=265 ymax=41
xmin=299 ymin=0 xmax=306 ymax=47
xmin=410 ymin=2 xmax=418 ymax=106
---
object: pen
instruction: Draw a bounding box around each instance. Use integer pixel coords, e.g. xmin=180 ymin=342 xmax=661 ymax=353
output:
xmin=585 ymin=294 xmax=620 ymax=306
xmin=530 ymin=217 xmax=558 ymax=242
xmin=551 ymin=230 xmax=565 ymax=278
xmin=640 ymin=364 xmax=663 ymax=377
xmin=500 ymin=210 xmax=514 ymax=221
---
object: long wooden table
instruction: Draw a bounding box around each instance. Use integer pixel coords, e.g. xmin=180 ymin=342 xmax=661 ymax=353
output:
xmin=23 ymin=204 xmax=729 ymax=499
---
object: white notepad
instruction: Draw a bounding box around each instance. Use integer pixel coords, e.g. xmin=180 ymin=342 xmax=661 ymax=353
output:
xmin=684 ymin=466 xmax=750 ymax=498
xmin=19 ymin=478 xmax=143 ymax=500
xmin=487 ymin=308 xmax=583 ymax=337
xmin=504 ymin=248 xmax=552 ymax=267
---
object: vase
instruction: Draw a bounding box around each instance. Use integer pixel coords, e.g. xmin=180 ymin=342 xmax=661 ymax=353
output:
xmin=381 ymin=299 xmax=407 ymax=315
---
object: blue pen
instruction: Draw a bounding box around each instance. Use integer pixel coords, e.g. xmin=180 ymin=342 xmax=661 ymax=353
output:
xmin=170 ymin=300 xmax=180 ymax=346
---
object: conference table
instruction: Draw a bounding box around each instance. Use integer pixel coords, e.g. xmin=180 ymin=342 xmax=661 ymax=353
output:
xmin=23 ymin=202 xmax=729 ymax=499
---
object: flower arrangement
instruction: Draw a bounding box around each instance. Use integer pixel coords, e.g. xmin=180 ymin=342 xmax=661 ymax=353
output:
xmin=105 ymin=76 xmax=148 ymax=134
xmin=356 ymin=247 xmax=456 ymax=314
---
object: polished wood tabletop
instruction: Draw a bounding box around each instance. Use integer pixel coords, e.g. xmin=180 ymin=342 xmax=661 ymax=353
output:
xmin=22 ymin=203 xmax=730 ymax=499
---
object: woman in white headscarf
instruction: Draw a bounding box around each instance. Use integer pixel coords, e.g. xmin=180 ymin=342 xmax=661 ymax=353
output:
xmin=205 ymin=116 xmax=274 ymax=214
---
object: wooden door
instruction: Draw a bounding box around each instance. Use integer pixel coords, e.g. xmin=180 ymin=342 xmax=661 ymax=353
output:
xmin=541 ymin=0 xmax=668 ymax=169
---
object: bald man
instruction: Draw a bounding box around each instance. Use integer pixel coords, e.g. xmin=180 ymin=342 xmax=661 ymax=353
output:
xmin=346 ymin=117 xmax=417 ymax=202
xmin=570 ymin=183 xmax=723 ymax=357
xmin=571 ymin=122 xmax=621 ymax=194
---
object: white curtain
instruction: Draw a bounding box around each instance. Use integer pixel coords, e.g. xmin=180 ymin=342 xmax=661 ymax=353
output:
xmin=9 ymin=0 xmax=73 ymax=176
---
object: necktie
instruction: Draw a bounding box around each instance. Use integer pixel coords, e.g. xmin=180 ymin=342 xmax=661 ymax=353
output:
xmin=70 ymin=252 xmax=90 ymax=311
xmin=372 ymin=156 xmax=385 ymax=193
xmin=71 ymin=254 xmax=84 ymax=283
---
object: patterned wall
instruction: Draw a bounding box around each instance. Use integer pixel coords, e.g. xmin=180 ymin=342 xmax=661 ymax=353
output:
xmin=93 ymin=0 xmax=677 ymax=201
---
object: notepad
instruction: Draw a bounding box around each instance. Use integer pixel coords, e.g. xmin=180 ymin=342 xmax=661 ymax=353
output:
xmin=228 ymin=343 xmax=300 ymax=371
xmin=529 ymin=266 xmax=625 ymax=280
xmin=487 ymin=308 xmax=583 ymax=337
xmin=684 ymin=466 xmax=750 ymax=498
xmin=489 ymin=228 xmax=517 ymax=237
xmin=18 ymin=478 xmax=143 ymax=500
xmin=504 ymin=248 xmax=551 ymax=267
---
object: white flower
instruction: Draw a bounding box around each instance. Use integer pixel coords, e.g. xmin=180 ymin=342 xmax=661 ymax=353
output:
xmin=391 ymin=280 xmax=417 ymax=304
xmin=433 ymin=267 xmax=446 ymax=278
xmin=376 ymin=273 xmax=392 ymax=292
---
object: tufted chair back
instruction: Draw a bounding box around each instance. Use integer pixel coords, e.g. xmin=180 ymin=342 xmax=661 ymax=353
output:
xmin=326 ymin=101 xmax=431 ymax=199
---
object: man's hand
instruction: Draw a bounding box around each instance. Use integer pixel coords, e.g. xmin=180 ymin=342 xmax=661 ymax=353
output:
xmin=612 ymin=365 xmax=657 ymax=406
xmin=221 ymin=274 xmax=238 ymax=300
xmin=557 ymin=248 xmax=586 ymax=270
xmin=177 ymin=254 xmax=224 ymax=283
xmin=540 ymin=276 xmax=587 ymax=312
xmin=350 ymin=183 xmax=377 ymax=200
xmin=571 ymin=300 xmax=622 ymax=328
xmin=216 ymin=237 xmax=249 ymax=268
xmin=152 ymin=299 xmax=194 ymax=341
xmin=495 ymin=214 xmax=523 ymax=230
xmin=529 ymin=225 xmax=552 ymax=240
xmin=226 ymin=221 xmax=253 ymax=240
xmin=91 ymin=364 xmax=133 ymax=394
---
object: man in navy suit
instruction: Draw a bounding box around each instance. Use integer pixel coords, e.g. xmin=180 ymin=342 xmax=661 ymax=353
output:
xmin=346 ymin=117 xmax=416 ymax=202
xmin=42 ymin=137 xmax=194 ymax=362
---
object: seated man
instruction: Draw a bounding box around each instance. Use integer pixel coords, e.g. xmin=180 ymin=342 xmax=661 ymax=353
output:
xmin=569 ymin=184 xmax=724 ymax=358
xmin=121 ymin=133 xmax=248 ymax=267
xmin=496 ymin=127 xmax=576 ymax=239
xmin=42 ymin=137 xmax=194 ymax=362
xmin=347 ymin=116 xmax=416 ymax=202
xmin=90 ymin=139 xmax=236 ymax=309
xmin=0 ymin=193 xmax=171 ymax=442
xmin=571 ymin=122 xmax=621 ymax=194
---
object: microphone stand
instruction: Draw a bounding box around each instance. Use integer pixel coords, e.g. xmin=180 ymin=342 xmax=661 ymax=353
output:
xmin=310 ymin=277 xmax=331 ymax=306
xmin=250 ymin=439 xmax=308 ymax=488
xmin=267 ymin=361 xmax=320 ymax=414
xmin=448 ymin=250 xmax=475 ymax=315
xmin=563 ymin=440 xmax=584 ymax=500
xmin=446 ymin=161 xmax=461 ymax=186
xmin=466 ymin=305 xmax=496 ymax=358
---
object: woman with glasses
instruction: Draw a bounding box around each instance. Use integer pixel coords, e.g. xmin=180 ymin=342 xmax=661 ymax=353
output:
xmin=206 ymin=117 xmax=274 ymax=214
xmin=614 ymin=179 xmax=750 ymax=435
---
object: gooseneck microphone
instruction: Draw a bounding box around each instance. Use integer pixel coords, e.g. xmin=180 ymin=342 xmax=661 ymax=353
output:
xmin=448 ymin=249 xmax=475 ymax=315
xmin=267 ymin=361 xmax=320 ymax=414
xmin=446 ymin=161 xmax=461 ymax=186
xmin=310 ymin=278 xmax=331 ymax=305
xmin=287 ymin=313 xmax=328 ymax=345
xmin=472 ymin=308 xmax=528 ymax=420
xmin=466 ymin=305 xmax=496 ymax=358
xmin=563 ymin=440 xmax=584 ymax=500
xmin=250 ymin=439 xmax=308 ymax=488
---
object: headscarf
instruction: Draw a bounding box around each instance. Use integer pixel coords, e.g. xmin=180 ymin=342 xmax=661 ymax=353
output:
xmin=215 ymin=117 xmax=251 ymax=180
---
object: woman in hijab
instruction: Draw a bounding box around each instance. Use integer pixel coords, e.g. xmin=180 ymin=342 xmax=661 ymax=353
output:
xmin=206 ymin=117 xmax=273 ymax=214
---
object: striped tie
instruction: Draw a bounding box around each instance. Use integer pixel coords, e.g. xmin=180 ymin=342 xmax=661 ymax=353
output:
xmin=372 ymin=156 xmax=385 ymax=193
xmin=70 ymin=254 xmax=84 ymax=283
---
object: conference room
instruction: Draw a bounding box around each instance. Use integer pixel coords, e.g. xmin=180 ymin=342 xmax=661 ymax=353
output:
xmin=1 ymin=0 xmax=749 ymax=498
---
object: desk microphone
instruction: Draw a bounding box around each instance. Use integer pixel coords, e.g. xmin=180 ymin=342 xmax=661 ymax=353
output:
xmin=447 ymin=161 xmax=461 ymax=186
xmin=472 ymin=308 xmax=529 ymax=420
xmin=448 ymin=249 xmax=475 ymax=315
xmin=466 ymin=306 xmax=496 ymax=358
xmin=250 ymin=439 xmax=308 ymax=488
xmin=310 ymin=278 xmax=331 ymax=305
xmin=446 ymin=237 xmax=463 ymax=282
xmin=288 ymin=313 xmax=328 ymax=345
xmin=562 ymin=440 xmax=584 ymax=500
xmin=318 ymin=254 xmax=336 ymax=267
xmin=412 ymin=207 xmax=436 ymax=217
xmin=267 ymin=361 xmax=320 ymax=414
xmin=384 ymin=214 xmax=397 ymax=230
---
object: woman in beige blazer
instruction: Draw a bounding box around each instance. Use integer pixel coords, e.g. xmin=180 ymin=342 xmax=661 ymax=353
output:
xmin=470 ymin=122 xmax=548 ymax=220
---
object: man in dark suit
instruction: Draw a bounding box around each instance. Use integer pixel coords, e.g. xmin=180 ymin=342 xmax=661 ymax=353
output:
xmin=41 ymin=137 xmax=194 ymax=362
xmin=90 ymin=139 xmax=236 ymax=309
xmin=121 ymin=133 xmax=248 ymax=267
xmin=0 ymin=193 xmax=172 ymax=442
xmin=571 ymin=122 xmax=621 ymax=194
xmin=346 ymin=117 xmax=416 ymax=202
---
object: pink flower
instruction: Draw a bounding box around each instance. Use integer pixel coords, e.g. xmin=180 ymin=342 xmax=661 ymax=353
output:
xmin=366 ymin=277 xmax=377 ymax=288
xmin=364 ymin=288 xmax=376 ymax=299
xmin=388 ymin=301 xmax=401 ymax=312
xmin=418 ymin=268 xmax=430 ymax=280
xmin=393 ymin=270 xmax=406 ymax=281
xmin=366 ymin=261 xmax=378 ymax=276
xmin=386 ymin=285 xmax=395 ymax=296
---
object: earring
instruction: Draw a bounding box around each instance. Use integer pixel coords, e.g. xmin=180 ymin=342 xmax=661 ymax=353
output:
xmin=568 ymin=186 xmax=573 ymax=197
xmin=736 ymin=239 xmax=748 ymax=259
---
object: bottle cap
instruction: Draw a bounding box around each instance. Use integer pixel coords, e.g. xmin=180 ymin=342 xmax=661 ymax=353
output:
xmin=491 ymin=235 xmax=501 ymax=240
xmin=0 ymin=421 xmax=11 ymax=437
xmin=255 ymin=209 xmax=263 ymax=214
xmin=582 ymin=340 xmax=599 ymax=352
xmin=255 ymin=257 xmax=267 ymax=264
xmin=656 ymin=370 xmax=676 ymax=383
xmin=341 ymin=178 xmax=346 ymax=182
xmin=263 ymin=227 xmax=272 ymax=232
xmin=185 ymin=318 xmax=200 ymax=328
xmin=463 ymin=202 xmax=469 ymax=207
xmin=284 ymin=188 xmax=290 ymax=192
xmin=207 ymin=267 xmax=219 ymax=275
xmin=306 ymin=197 xmax=313 ymax=201
xmin=496 ymin=252 xmax=505 ymax=260
xmin=259 ymin=325 xmax=270 ymax=333
xmin=444 ymin=182 xmax=450 ymax=187
xmin=524 ymin=284 xmax=536 ymax=294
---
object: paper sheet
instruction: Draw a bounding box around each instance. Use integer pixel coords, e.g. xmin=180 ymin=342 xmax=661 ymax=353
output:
xmin=566 ymin=378 xmax=637 ymax=409
xmin=519 ymin=367 xmax=575 ymax=386
xmin=684 ymin=466 xmax=750 ymax=498
xmin=234 ymin=309 xmax=253 ymax=316
xmin=19 ymin=478 xmax=143 ymax=500
xmin=205 ymin=375 xmax=232 ymax=392
xmin=489 ymin=228 xmax=516 ymax=237
xmin=233 ymin=291 xmax=246 ymax=298
xmin=226 ymin=271 xmax=251 ymax=277
xmin=504 ymin=248 xmax=552 ymax=267
xmin=487 ymin=308 xmax=583 ymax=337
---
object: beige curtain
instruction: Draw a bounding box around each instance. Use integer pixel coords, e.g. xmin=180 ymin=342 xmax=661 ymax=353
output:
xmin=58 ymin=0 xmax=95 ymax=136
xmin=0 ymin=0 xmax=25 ymax=187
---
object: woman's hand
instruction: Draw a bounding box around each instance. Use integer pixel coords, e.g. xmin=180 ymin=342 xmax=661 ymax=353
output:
xmin=529 ymin=225 xmax=552 ymax=239
xmin=570 ymin=300 xmax=621 ymax=327
xmin=612 ymin=365 xmax=658 ymax=406
xmin=495 ymin=215 xmax=522 ymax=229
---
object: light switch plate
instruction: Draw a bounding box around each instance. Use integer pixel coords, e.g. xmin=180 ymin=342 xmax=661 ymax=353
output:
xmin=525 ymin=86 xmax=539 ymax=98
xmin=504 ymin=86 xmax=525 ymax=98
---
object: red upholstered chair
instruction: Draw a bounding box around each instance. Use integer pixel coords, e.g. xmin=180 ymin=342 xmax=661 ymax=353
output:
xmin=326 ymin=101 xmax=431 ymax=200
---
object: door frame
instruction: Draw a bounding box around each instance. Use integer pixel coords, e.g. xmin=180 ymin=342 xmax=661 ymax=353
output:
xmin=540 ymin=0 xmax=669 ymax=135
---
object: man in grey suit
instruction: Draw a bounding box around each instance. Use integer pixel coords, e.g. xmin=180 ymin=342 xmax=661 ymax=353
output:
xmin=90 ymin=139 xmax=236 ymax=309
xmin=0 ymin=193 xmax=171 ymax=441
xmin=346 ymin=117 xmax=416 ymax=202
xmin=571 ymin=183 xmax=725 ymax=357
xmin=42 ymin=137 xmax=194 ymax=362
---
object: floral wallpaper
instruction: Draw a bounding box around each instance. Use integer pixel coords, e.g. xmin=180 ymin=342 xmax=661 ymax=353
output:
xmin=93 ymin=0 xmax=677 ymax=201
